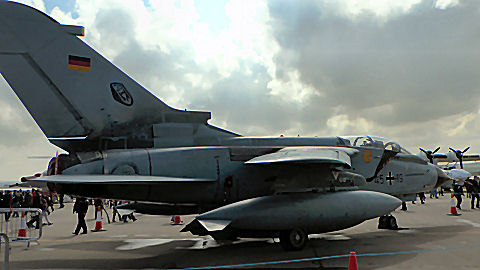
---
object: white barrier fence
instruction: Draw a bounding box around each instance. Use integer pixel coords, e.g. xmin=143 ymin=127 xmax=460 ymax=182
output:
xmin=0 ymin=208 xmax=43 ymax=246
xmin=0 ymin=233 xmax=9 ymax=270
xmin=0 ymin=208 xmax=43 ymax=270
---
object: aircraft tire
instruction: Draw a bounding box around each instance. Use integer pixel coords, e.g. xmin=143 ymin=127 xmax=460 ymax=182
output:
xmin=387 ymin=216 xmax=398 ymax=230
xmin=378 ymin=216 xmax=387 ymax=229
xmin=279 ymin=228 xmax=308 ymax=251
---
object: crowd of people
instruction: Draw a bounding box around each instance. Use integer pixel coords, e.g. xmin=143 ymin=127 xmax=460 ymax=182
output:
xmin=71 ymin=198 xmax=137 ymax=234
xmin=0 ymin=189 xmax=54 ymax=224
xmin=400 ymin=176 xmax=480 ymax=211
xmin=0 ymin=189 xmax=138 ymax=236
xmin=453 ymin=176 xmax=480 ymax=210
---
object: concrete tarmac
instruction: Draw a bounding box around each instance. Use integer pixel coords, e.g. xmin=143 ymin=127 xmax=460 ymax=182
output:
xmin=4 ymin=194 xmax=480 ymax=269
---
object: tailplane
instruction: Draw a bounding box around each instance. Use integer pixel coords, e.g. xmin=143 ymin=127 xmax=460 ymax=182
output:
xmin=0 ymin=2 xmax=237 ymax=151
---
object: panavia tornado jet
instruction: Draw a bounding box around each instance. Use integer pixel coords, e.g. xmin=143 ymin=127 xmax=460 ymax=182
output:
xmin=0 ymin=2 xmax=450 ymax=250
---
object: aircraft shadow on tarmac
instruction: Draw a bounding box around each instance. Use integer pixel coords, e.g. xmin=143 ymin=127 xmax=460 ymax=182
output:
xmin=11 ymin=224 xmax=471 ymax=269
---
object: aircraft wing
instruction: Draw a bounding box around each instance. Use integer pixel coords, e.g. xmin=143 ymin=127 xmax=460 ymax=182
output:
xmin=245 ymin=147 xmax=358 ymax=168
xmin=462 ymin=155 xmax=480 ymax=162
xmin=433 ymin=154 xmax=480 ymax=162
xmin=432 ymin=154 xmax=448 ymax=159
xmin=29 ymin=175 xmax=216 ymax=184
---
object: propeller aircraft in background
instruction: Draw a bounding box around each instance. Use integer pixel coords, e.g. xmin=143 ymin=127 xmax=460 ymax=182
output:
xmin=419 ymin=147 xmax=480 ymax=169
xmin=418 ymin=147 xmax=480 ymax=187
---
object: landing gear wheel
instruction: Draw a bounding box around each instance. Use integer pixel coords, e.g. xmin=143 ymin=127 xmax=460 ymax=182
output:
xmin=279 ymin=228 xmax=308 ymax=251
xmin=386 ymin=216 xmax=398 ymax=229
xmin=378 ymin=216 xmax=387 ymax=229
xmin=378 ymin=215 xmax=398 ymax=230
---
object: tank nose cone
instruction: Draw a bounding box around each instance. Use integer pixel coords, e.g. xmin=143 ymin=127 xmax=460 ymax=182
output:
xmin=364 ymin=192 xmax=402 ymax=219
xmin=381 ymin=193 xmax=402 ymax=213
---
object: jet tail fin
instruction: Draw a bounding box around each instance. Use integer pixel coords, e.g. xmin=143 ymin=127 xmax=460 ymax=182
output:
xmin=0 ymin=2 xmax=234 ymax=151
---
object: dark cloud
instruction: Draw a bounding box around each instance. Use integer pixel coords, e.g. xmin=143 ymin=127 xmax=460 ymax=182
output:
xmin=268 ymin=0 xmax=480 ymax=128
xmin=187 ymin=62 xmax=292 ymax=135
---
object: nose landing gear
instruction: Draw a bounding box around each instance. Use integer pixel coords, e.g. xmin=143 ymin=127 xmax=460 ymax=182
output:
xmin=378 ymin=215 xmax=398 ymax=230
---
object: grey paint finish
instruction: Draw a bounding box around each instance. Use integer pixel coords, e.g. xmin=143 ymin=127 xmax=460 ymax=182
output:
xmin=0 ymin=1 xmax=235 ymax=152
xmin=196 ymin=191 xmax=401 ymax=233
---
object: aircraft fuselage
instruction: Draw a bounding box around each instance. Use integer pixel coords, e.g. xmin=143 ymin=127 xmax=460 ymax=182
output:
xmin=54 ymin=138 xmax=440 ymax=210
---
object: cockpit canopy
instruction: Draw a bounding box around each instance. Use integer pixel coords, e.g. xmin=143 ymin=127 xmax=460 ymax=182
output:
xmin=341 ymin=136 xmax=411 ymax=154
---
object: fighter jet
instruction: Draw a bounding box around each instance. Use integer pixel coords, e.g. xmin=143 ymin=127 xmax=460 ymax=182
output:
xmin=0 ymin=2 xmax=449 ymax=250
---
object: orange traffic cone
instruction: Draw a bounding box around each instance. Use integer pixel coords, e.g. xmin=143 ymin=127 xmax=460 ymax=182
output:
xmin=18 ymin=212 xmax=27 ymax=238
xmin=171 ymin=215 xmax=183 ymax=225
xmin=348 ymin=251 xmax=358 ymax=270
xmin=92 ymin=206 xmax=105 ymax=231
xmin=448 ymin=193 xmax=460 ymax=216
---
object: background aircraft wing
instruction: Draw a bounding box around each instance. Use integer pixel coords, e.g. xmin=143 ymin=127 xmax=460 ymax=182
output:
xmin=29 ymin=175 xmax=216 ymax=184
xmin=461 ymin=155 xmax=480 ymax=161
xmin=433 ymin=154 xmax=480 ymax=162
xmin=432 ymin=154 xmax=448 ymax=159
xmin=245 ymin=146 xmax=358 ymax=168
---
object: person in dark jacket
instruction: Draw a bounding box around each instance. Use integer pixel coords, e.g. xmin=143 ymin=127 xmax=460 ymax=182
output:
xmin=40 ymin=195 xmax=53 ymax=225
xmin=11 ymin=191 xmax=22 ymax=217
xmin=23 ymin=191 xmax=32 ymax=208
xmin=59 ymin=193 xmax=65 ymax=208
xmin=468 ymin=177 xmax=480 ymax=209
xmin=73 ymin=197 xmax=89 ymax=235
xmin=111 ymin=200 xmax=120 ymax=222
xmin=453 ymin=183 xmax=464 ymax=209
xmin=26 ymin=191 xmax=41 ymax=229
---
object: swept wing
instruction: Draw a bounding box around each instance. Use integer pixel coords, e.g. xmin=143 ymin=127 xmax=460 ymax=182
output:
xmin=31 ymin=175 xmax=216 ymax=184
xmin=245 ymin=146 xmax=358 ymax=168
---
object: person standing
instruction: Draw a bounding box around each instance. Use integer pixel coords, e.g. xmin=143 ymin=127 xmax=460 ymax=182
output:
xmin=465 ymin=180 xmax=473 ymax=199
xmin=47 ymin=195 xmax=55 ymax=213
xmin=93 ymin=198 xmax=110 ymax=223
xmin=40 ymin=194 xmax=53 ymax=225
xmin=470 ymin=177 xmax=480 ymax=209
xmin=26 ymin=191 xmax=41 ymax=229
xmin=73 ymin=197 xmax=88 ymax=235
xmin=401 ymin=201 xmax=408 ymax=211
xmin=453 ymin=183 xmax=464 ymax=210
xmin=112 ymin=200 xmax=120 ymax=222
xmin=418 ymin=192 xmax=426 ymax=204
xmin=23 ymin=191 xmax=32 ymax=208
xmin=59 ymin=193 xmax=65 ymax=208
xmin=12 ymin=191 xmax=21 ymax=217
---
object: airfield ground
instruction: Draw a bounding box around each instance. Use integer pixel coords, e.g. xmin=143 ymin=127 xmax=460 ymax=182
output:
xmin=4 ymin=194 xmax=480 ymax=269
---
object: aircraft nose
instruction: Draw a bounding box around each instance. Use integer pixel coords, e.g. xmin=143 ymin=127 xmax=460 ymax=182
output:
xmin=434 ymin=166 xmax=452 ymax=188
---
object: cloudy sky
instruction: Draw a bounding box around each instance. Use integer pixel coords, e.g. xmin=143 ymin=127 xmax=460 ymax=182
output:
xmin=1 ymin=0 xmax=479 ymax=181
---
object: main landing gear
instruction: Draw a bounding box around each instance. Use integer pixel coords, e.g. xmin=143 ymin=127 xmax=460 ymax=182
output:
xmin=378 ymin=215 xmax=398 ymax=230
xmin=279 ymin=228 xmax=308 ymax=251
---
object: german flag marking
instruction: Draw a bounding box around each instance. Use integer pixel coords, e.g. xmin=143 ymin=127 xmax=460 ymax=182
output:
xmin=68 ymin=55 xmax=91 ymax=71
